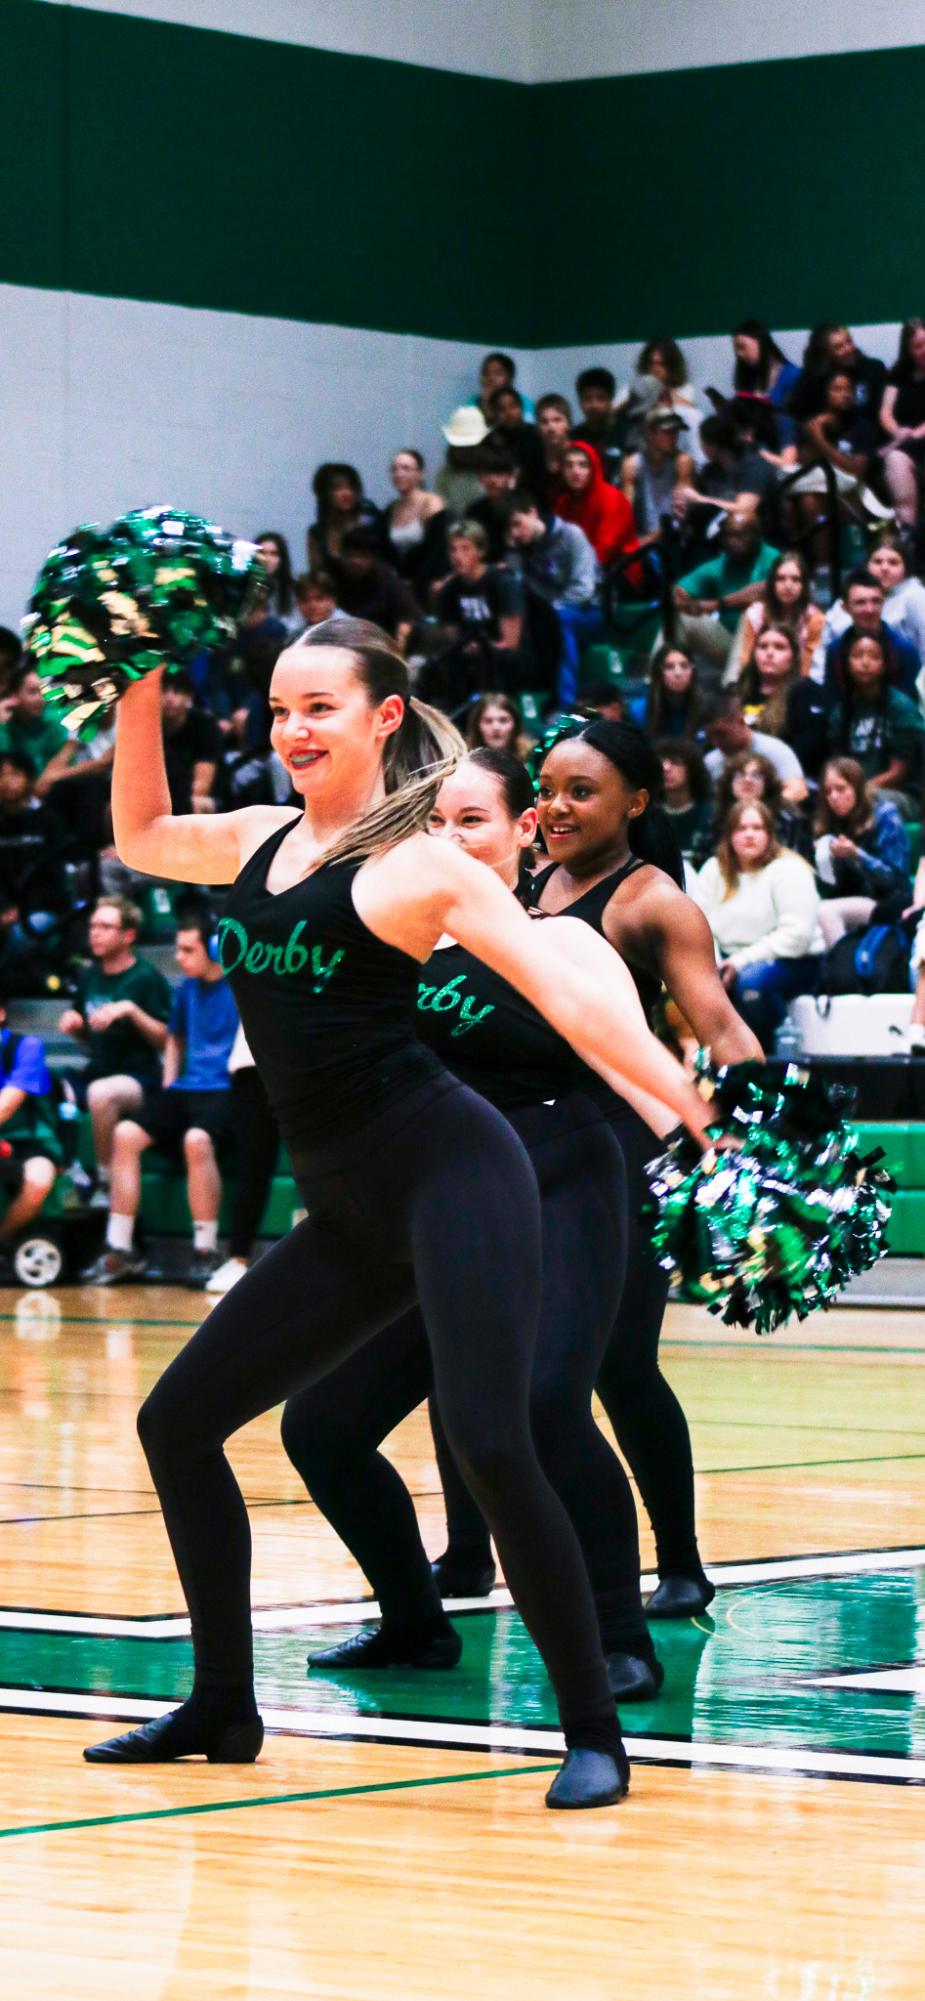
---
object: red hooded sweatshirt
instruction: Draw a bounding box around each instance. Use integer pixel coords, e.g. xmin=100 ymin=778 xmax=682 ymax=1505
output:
xmin=554 ymin=441 xmax=640 ymax=572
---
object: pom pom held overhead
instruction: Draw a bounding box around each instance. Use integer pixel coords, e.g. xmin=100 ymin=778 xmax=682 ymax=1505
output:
xmin=23 ymin=507 xmax=262 ymax=739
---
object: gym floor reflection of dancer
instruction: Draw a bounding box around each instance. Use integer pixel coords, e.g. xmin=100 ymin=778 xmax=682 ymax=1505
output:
xmin=283 ymin=748 xmax=682 ymax=1701
xmin=84 ymin=620 xmax=709 ymax=1810
xmin=431 ymin=721 xmax=761 ymax=1618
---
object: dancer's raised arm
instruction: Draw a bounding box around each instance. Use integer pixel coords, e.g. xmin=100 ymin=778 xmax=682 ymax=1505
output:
xmin=112 ymin=669 xmax=284 ymax=884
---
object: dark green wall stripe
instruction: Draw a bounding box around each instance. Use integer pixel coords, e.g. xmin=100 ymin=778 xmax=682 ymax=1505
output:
xmin=2 ymin=6 xmax=925 ymax=346
xmin=531 ymin=47 xmax=925 ymax=347
xmin=2 ymin=1 xmax=534 ymax=344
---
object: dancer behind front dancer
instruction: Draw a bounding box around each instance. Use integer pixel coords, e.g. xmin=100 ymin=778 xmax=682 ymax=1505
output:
xmin=83 ymin=619 xmax=710 ymax=1810
xmin=283 ymin=748 xmax=680 ymax=1701
xmin=432 ymin=721 xmax=761 ymax=1618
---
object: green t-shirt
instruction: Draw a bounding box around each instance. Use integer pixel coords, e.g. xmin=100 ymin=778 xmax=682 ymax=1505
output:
xmin=76 ymin=956 xmax=172 ymax=1085
xmin=679 ymin=544 xmax=778 ymax=631
xmin=0 ymin=711 xmax=71 ymax=777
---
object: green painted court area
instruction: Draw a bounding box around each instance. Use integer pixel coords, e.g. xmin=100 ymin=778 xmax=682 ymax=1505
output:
xmin=4 ymin=1567 xmax=925 ymax=1767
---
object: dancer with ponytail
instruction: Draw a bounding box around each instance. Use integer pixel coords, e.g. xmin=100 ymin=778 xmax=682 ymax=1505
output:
xmin=433 ymin=721 xmax=762 ymax=1619
xmin=283 ymin=747 xmax=679 ymax=1703
xmin=84 ymin=621 xmax=709 ymax=1810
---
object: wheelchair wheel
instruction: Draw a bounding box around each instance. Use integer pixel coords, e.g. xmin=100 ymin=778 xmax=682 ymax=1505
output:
xmin=13 ymin=1234 xmax=65 ymax=1288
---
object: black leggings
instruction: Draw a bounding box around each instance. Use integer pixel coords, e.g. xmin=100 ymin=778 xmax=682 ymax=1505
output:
xmin=434 ymin=1106 xmax=704 ymax=1585
xmin=282 ymin=1100 xmax=651 ymax=1654
xmin=136 ymin=1078 xmax=617 ymax=1740
xmin=229 ymin=1067 xmax=280 ymax=1261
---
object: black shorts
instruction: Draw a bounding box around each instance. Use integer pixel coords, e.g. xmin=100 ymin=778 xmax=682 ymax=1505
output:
xmin=136 ymin=1089 xmax=235 ymax=1158
xmin=0 ymin=1140 xmax=59 ymax=1189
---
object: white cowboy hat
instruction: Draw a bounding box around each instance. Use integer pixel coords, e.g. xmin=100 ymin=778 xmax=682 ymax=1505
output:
xmin=441 ymin=405 xmax=490 ymax=447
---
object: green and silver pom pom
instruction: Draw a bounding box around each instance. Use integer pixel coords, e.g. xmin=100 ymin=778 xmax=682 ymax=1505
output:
xmin=643 ymin=1059 xmax=895 ymax=1334
xmin=23 ymin=507 xmax=262 ymax=739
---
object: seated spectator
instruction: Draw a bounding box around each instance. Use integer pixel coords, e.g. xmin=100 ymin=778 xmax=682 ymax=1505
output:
xmin=466 ymin=448 xmax=518 ymax=562
xmin=0 ymin=751 xmax=71 ymax=987
xmin=555 ymin=443 xmax=640 ymax=575
xmin=738 ymin=623 xmax=802 ymax=737
xmin=59 ymin=897 xmax=171 ymax=1201
xmin=850 ymin=533 xmax=925 ymax=669
xmin=679 ymin=414 xmax=776 ymax=532
xmin=423 ymin=522 xmax=527 ymax=711
xmin=468 ymin=351 xmax=535 ymax=424
xmin=383 ymin=449 xmax=447 ymax=604
xmin=580 ymin=682 xmax=625 ymax=722
xmin=162 ymin=672 xmax=225 ymax=814
xmin=0 ymin=997 xmax=64 ymax=1271
xmin=487 ymin=385 xmax=546 ymax=501
xmin=629 ymin=644 xmax=705 ymax=739
xmin=634 ymin=337 xmax=702 ymax=453
xmin=335 ymin=526 xmax=420 ymax=646
xmin=307 ymin=462 xmax=384 ymax=572
xmin=813 ymin=757 xmax=910 ymax=947
xmin=465 ymin=692 xmax=534 ymax=759
xmin=253 ymin=532 xmax=303 ymax=637
xmin=812 ymin=568 xmax=922 ymax=699
xmin=801 ymin=369 xmax=879 ymax=482
xmin=535 ymin=394 xmax=573 ymax=506
xmin=672 ymin=512 xmax=779 ymax=685
xmin=908 ymin=906 xmax=925 ymax=1054
xmin=83 ymin=912 xmax=239 ymax=1287
xmin=728 ymin=549 xmax=825 ymax=683
xmin=621 ymin=409 xmax=694 ymax=543
xmin=693 ymin=800 xmax=822 ymax=1050
xmin=790 ymin=323 xmax=886 ymax=424
xmin=731 ymin=319 xmax=801 ymax=446
xmin=704 ymin=691 xmax=808 ymax=804
xmin=505 ymin=493 xmax=599 ymax=706
xmin=827 ymin=631 xmax=925 ymax=816
xmin=293 ymin=570 xmax=348 ymax=631
xmin=786 ymin=372 xmax=886 ymax=556
xmin=573 ymin=367 xmax=623 ymax=478
xmin=0 ymin=627 xmax=22 ymax=695
xmin=0 ymin=665 xmax=77 ymax=799
xmin=880 ymin=318 xmax=925 ymax=530
xmin=436 ymin=409 xmax=489 ymax=515
xmin=657 ymin=738 xmax=714 ymax=870
xmin=712 ymin=749 xmax=810 ymax=858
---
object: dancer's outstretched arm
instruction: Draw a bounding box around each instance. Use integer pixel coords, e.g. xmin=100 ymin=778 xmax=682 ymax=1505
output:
xmin=357 ymin=839 xmax=710 ymax=1140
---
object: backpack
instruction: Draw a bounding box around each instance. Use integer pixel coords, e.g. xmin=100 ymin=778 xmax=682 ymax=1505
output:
xmin=815 ymin=921 xmax=912 ymax=998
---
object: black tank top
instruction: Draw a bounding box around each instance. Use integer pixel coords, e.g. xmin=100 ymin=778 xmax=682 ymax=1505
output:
xmin=528 ymin=858 xmax=662 ymax=1024
xmin=219 ymin=818 xmax=443 ymax=1148
xmin=415 ymin=942 xmax=587 ymax=1112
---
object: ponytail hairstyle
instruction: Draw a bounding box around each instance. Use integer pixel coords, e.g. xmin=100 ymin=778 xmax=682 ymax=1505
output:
xmin=535 ymin=716 xmax=686 ymax=888
xmin=292 ymin=618 xmax=464 ymax=870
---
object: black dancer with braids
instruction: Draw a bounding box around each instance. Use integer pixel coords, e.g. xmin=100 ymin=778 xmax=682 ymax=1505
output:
xmin=282 ymin=748 xmax=692 ymax=1702
xmin=432 ymin=720 xmax=762 ymax=1619
xmin=84 ymin=621 xmax=711 ymax=1811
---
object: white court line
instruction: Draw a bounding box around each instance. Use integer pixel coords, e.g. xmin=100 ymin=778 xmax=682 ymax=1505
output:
xmin=1 ymin=1688 xmax=922 ymax=1785
xmin=1 ymin=1546 xmax=923 ymax=1639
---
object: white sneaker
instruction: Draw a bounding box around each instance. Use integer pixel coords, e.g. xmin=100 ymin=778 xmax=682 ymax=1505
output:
xmin=205 ymin=1256 xmax=249 ymax=1294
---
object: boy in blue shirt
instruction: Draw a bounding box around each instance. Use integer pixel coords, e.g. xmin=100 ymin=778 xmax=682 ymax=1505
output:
xmin=83 ymin=915 xmax=238 ymax=1287
xmin=0 ymin=1000 xmax=62 ymax=1272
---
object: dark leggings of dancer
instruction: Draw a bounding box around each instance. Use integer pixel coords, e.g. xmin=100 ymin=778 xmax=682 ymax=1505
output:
xmin=282 ymin=1098 xmax=659 ymax=1665
xmin=432 ymin=1103 xmax=704 ymax=1588
xmin=229 ymin=1065 xmax=280 ymax=1261
xmin=135 ymin=1078 xmax=621 ymax=1750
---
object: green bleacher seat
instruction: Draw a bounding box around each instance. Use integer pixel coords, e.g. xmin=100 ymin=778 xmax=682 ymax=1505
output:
xmin=518 ymin=691 xmax=548 ymax=734
xmin=883 ymin=1189 xmax=925 ymax=1256
xmin=579 ymin=643 xmax=624 ymax=689
xmin=853 ymin=1123 xmax=925 ymax=1187
xmin=906 ymin=823 xmax=922 ymax=875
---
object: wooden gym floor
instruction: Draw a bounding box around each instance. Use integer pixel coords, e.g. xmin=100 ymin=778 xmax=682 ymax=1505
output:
xmin=0 ymin=1284 xmax=923 ymax=1999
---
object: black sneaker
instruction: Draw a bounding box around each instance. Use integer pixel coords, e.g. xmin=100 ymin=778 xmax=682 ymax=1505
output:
xmin=431 ymin=1551 xmax=497 ymax=1598
xmin=81 ymin=1247 xmax=148 ymax=1285
xmin=309 ymin=1624 xmax=462 ymax=1672
xmin=186 ymin=1249 xmax=222 ymax=1289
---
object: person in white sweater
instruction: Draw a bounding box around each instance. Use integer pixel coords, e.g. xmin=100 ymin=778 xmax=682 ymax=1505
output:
xmin=694 ymin=801 xmax=823 ymax=1050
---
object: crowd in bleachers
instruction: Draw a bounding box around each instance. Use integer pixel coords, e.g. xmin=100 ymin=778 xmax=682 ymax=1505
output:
xmin=3 ymin=316 xmax=925 ymax=1279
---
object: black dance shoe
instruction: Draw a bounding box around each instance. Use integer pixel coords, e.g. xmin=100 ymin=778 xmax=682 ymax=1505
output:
xmin=605 ymin=1650 xmax=665 ymax=1701
xmin=545 ymin=1745 xmax=630 ymax=1810
xmin=83 ymin=1710 xmax=264 ymax=1763
xmin=430 ymin=1552 xmax=497 ymax=1598
xmin=646 ymin=1574 xmax=716 ymax=1619
xmin=309 ymin=1623 xmax=463 ymax=1672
